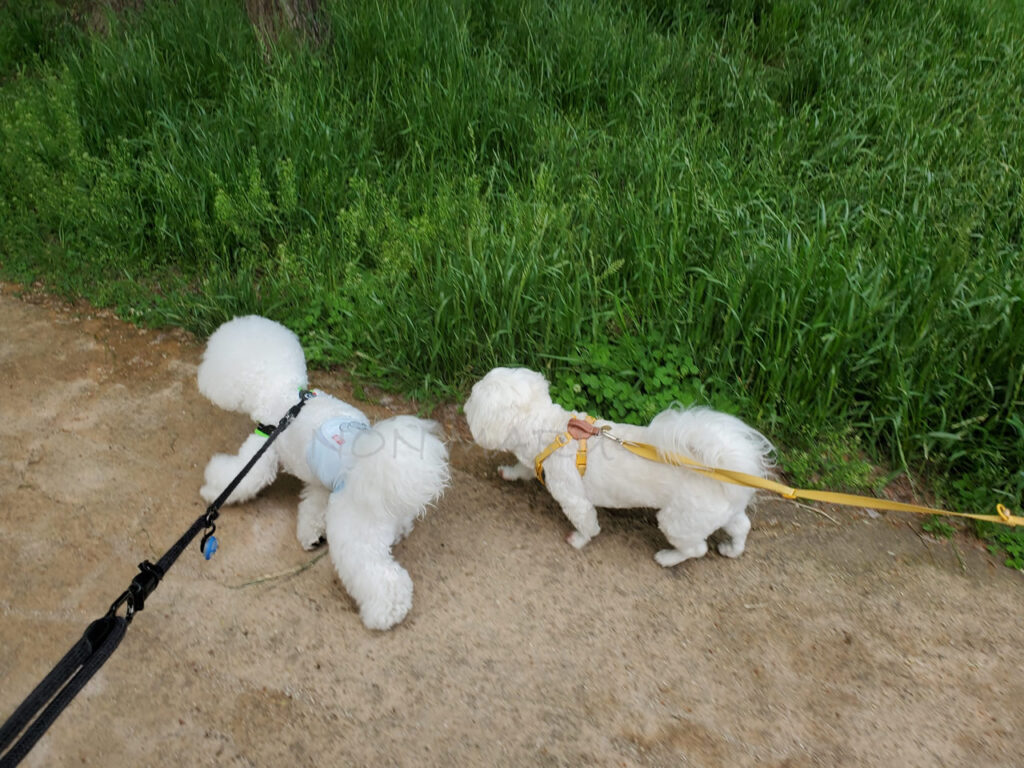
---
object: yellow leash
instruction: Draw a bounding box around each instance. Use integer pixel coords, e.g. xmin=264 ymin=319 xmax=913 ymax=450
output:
xmin=615 ymin=438 xmax=1022 ymax=527
xmin=532 ymin=417 xmax=1022 ymax=527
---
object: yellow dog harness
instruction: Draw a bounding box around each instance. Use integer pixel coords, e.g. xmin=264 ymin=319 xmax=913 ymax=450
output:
xmin=534 ymin=414 xmax=600 ymax=485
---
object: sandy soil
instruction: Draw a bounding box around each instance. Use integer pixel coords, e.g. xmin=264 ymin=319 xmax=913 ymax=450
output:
xmin=1 ymin=282 xmax=1022 ymax=768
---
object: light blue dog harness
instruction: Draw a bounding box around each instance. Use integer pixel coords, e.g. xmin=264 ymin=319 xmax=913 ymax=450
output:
xmin=306 ymin=414 xmax=371 ymax=492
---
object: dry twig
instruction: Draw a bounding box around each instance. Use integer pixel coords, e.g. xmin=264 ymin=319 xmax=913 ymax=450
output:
xmin=231 ymin=550 xmax=328 ymax=589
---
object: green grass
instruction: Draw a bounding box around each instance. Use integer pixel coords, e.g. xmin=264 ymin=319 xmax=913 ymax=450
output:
xmin=1 ymin=0 xmax=1022 ymax=557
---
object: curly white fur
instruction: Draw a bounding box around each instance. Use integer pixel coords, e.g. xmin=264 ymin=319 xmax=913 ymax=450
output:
xmin=464 ymin=367 xmax=774 ymax=566
xmin=197 ymin=315 xmax=450 ymax=630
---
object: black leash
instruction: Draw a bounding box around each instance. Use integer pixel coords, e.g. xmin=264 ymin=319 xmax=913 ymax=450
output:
xmin=0 ymin=390 xmax=315 ymax=768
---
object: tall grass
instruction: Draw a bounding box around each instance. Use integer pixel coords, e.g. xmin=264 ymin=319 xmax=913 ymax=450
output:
xmin=1 ymin=0 xmax=1022 ymax=532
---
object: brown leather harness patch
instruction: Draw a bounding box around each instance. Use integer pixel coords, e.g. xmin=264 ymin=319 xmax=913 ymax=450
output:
xmin=566 ymin=417 xmax=601 ymax=440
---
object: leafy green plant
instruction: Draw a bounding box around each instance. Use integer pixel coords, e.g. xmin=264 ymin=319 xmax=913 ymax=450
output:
xmin=921 ymin=517 xmax=957 ymax=539
xmin=985 ymin=529 xmax=1024 ymax=570
xmin=548 ymin=332 xmax=720 ymax=424
xmin=971 ymin=470 xmax=1024 ymax=569
xmin=776 ymin=426 xmax=877 ymax=493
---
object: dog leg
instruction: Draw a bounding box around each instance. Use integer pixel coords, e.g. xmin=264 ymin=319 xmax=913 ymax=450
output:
xmin=498 ymin=461 xmax=533 ymax=481
xmin=557 ymin=498 xmax=601 ymax=549
xmin=296 ymin=483 xmax=331 ymax=550
xmin=331 ymin=543 xmax=414 ymax=631
xmin=323 ymin=415 xmax=448 ymax=630
xmin=326 ymin=497 xmax=413 ymax=631
xmin=655 ymin=502 xmax=719 ymax=567
xmin=199 ymin=433 xmax=279 ymax=505
xmin=716 ymin=512 xmax=751 ymax=558
xmin=545 ymin=473 xmax=601 ymax=548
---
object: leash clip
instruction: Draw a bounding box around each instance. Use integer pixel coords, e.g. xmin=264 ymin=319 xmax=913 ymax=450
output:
xmin=128 ymin=561 xmax=164 ymax=615
xmin=107 ymin=561 xmax=164 ymax=622
xmin=108 ymin=588 xmax=132 ymax=621
xmin=598 ymin=425 xmax=623 ymax=444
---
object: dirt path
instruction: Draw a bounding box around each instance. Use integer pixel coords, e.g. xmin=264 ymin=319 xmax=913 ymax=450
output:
xmin=1 ymin=283 xmax=1022 ymax=767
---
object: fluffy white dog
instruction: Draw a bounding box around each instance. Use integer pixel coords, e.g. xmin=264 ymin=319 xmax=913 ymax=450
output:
xmin=464 ymin=367 xmax=773 ymax=566
xmin=197 ymin=315 xmax=449 ymax=630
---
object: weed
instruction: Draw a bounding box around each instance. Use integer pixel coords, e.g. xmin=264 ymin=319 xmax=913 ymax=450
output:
xmin=921 ymin=517 xmax=957 ymax=539
xmin=776 ymin=427 xmax=877 ymax=494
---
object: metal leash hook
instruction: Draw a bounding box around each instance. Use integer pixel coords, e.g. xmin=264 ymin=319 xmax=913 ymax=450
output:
xmin=107 ymin=588 xmax=132 ymax=622
xmin=105 ymin=561 xmax=164 ymax=623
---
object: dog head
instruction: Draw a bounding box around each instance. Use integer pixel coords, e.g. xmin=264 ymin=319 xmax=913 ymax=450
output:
xmin=463 ymin=367 xmax=552 ymax=451
xmin=197 ymin=315 xmax=308 ymax=423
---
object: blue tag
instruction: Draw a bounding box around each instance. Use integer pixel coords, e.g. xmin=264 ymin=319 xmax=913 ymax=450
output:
xmin=203 ymin=535 xmax=219 ymax=561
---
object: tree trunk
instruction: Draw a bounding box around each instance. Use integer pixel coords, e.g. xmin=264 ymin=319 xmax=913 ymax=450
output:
xmin=244 ymin=0 xmax=329 ymax=48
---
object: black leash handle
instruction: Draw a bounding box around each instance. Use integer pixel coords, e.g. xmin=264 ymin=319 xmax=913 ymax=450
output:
xmin=0 ymin=390 xmax=314 ymax=767
xmin=0 ymin=617 xmax=126 ymax=768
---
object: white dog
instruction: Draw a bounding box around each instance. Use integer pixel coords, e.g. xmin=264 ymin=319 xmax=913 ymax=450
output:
xmin=464 ymin=367 xmax=773 ymax=566
xmin=197 ymin=315 xmax=449 ymax=630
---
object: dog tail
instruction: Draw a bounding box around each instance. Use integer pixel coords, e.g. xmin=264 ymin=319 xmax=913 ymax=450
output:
xmin=325 ymin=416 xmax=450 ymax=630
xmin=645 ymin=407 xmax=774 ymax=480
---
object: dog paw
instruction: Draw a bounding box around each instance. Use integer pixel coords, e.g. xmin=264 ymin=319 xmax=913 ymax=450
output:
xmin=655 ymin=549 xmax=686 ymax=567
xmin=199 ymin=483 xmax=219 ymax=503
xmin=567 ymin=531 xmax=591 ymax=549
xmin=299 ymin=533 xmax=325 ymax=551
xmin=497 ymin=465 xmax=521 ymax=481
xmin=358 ymin=569 xmax=414 ymax=631
xmin=297 ymin=518 xmax=326 ymax=550
xmin=717 ymin=541 xmax=744 ymax=558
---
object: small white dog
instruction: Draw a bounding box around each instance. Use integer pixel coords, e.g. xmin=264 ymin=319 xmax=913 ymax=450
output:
xmin=464 ymin=367 xmax=773 ymax=566
xmin=197 ymin=315 xmax=450 ymax=630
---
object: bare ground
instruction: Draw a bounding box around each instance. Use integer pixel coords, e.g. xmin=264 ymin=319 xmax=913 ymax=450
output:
xmin=1 ymin=282 xmax=1022 ymax=768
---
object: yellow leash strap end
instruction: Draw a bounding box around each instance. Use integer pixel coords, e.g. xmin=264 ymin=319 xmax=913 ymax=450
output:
xmin=576 ymin=440 xmax=588 ymax=476
xmin=994 ymin=503 xmax=1023 ymax=526
xmin=569 ymin=413 xmax=595 ymax=477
